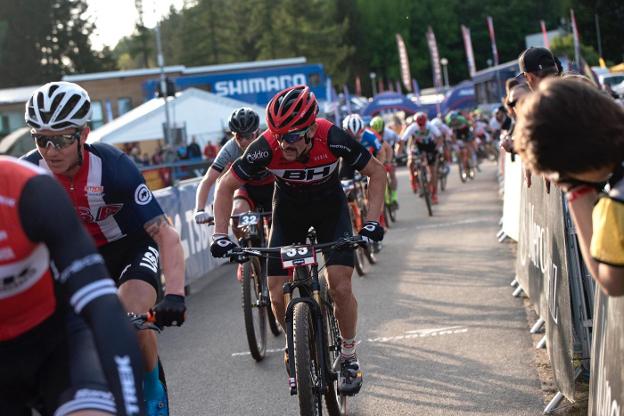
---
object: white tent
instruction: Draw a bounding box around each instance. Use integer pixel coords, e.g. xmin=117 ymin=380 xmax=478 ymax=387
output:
xmin=88 ymin=88 xmax=266 ymax=145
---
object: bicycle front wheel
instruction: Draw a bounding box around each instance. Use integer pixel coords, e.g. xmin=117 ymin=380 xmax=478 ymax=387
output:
xmin=294 ymin=302 xmax=323 ymax=416
xmin=419 ymin=166 xmax=433 ymax=217
xmin=242 ymin=257 xmax=267 ymax=361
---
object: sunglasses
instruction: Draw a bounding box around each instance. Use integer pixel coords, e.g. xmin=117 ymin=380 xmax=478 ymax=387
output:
xmin=32 ymin=130 xmax=82 ymax=150
xmin=235 ymin=130 xmax=258 ymax=141
xmin=278 ymin=127 xmax=310 ymax=144
xmin=507 ymin=100 xmax=517 ymax=108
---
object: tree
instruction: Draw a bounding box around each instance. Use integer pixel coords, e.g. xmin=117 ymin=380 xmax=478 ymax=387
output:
xmin=550 ymin=34 xmax=600 ymax=65
xmin=0 ymin=0 xmax=112 ymax=88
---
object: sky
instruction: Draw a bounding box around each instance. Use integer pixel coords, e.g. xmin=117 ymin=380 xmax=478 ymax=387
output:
xmin=86 ymin=0 xmax=185 ymax=50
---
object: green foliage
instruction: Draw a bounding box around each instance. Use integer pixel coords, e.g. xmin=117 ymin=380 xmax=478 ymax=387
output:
xmin=550 ymin=34 xmax=600 ymax=65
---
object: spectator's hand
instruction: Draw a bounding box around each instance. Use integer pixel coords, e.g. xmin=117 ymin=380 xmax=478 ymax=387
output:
xmin=151 ymin=294 xmax=186 ymax=327
xmin=359 ymin=221 xmax=384 ymax=243
xmin=210 ymin=235 xmax=237 ymax=258
xmin=194 ymin=210 xmax=213 ymax=225
xmin=501 ymin=138 xmax=514 ymax=153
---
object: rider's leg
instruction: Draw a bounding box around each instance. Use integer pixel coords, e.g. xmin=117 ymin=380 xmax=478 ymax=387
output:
xmin=267 ymin=275 xmax=290 ymax=330
xmin=388 ymin=165 xmax=398 ymax=204
xmin=407 ymin=159 xmax=418 ymax=192
xmin=326 ymin=265 xmax=357 ymax=341
xmin=429 ymin=158 xmax=439 ymax=204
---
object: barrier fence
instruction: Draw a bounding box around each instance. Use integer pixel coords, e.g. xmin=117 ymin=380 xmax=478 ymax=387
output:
xmin=501 ymin=155 xmax=623 ymax=414
xmin=153 ymin=177 xmax=227 ymax=285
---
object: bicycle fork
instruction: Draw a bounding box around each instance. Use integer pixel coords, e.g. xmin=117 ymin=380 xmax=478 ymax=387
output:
xmin=283 ymin=279 xmax=329 ymax=396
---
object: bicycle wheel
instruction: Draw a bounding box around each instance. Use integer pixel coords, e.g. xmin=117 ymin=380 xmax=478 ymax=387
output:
xmin=457 ymin=158 xmax=467 ymax=183
xmin=242 ymin=257 xmax=267 ymax=361
xmin=438 ymin=163 xmax=447 ymax=192
xmin=318 ymin=276 xmax=346 ymax=416
xmin=419 ymin=166 xmax=433 ymax=217
xmin=294 ymin=302 xmax=323 ymax=416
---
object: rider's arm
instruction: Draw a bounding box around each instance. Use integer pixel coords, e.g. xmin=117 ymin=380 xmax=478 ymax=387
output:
xmin=115 ymin=152 xmax=186 ymax=296
xmin=20 ymin=175 xmax=144 ymax=416
xmin=328 ymin=125 xmax=384 ymax=221
xmin=195 ymin=141 xmax=238 ymax=211
xmin=144 ymin=215 xmax=185 ymax=296
xmin=215 ymin=136 xmax=272 ymax=235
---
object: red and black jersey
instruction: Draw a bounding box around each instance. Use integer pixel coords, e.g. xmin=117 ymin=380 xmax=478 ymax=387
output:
xmin=232 ymin=118 xmax=371 ymax=195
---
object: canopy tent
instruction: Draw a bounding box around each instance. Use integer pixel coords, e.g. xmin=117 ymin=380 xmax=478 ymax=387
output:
xmin=359 ymin=92 xmax=422 ymax=117
xmin=441 ymin=81 xmax=476 ymax=114
xmin=88 ymin=88 xmax=265 ymax=145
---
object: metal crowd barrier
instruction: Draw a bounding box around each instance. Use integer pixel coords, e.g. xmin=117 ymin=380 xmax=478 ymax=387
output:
xmin=500 ymin=156 xmax=622 ymax=414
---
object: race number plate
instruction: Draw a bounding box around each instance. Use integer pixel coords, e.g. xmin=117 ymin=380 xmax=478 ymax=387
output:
xmin=280 ymin=245 xmax=317 ymax=269
xmin=237 ymin=212 xmax=259 ymax=228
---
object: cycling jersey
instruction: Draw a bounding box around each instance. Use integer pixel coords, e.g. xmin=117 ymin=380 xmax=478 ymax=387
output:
xmin=22 ymin=143 xmax=164 ymax=248
xmin=0 ymin=156 xmax=143 ymax=416
xmin=591 ymin=167 xmax=624 ymax=266
xmin=402 ymin=121 xmax=441 ymax=155
xmin=232 ymin=118 xmax=371 ymax=197
xmin=382 ymin=127 xmax=400 ymax=147
xmin=359 ymin=129 xmax=382 ymax=156
xmin=210 ymin=137 xmax=274 ymax=186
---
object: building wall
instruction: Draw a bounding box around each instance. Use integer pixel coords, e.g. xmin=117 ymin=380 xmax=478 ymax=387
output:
xmin=73 ymin=72 xmax=183 ymax=128
xmin=0 ymin=102 xmax=26 ymax=136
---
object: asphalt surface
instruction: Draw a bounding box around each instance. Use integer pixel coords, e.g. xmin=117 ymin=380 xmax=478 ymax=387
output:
xmin=158 ymin=161 xmax=544 ymax=415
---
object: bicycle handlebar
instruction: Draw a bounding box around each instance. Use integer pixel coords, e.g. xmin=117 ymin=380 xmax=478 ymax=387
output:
xmin=227 ymin=235 xmax=369 ymax=262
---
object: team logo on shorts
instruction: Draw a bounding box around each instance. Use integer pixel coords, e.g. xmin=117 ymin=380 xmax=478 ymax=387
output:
xmin=134 ymin=184 xmax=153 ymax=205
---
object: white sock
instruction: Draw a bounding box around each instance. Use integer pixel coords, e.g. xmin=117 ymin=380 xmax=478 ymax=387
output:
xmin=341 ymin=337 xmax=357 ymax=359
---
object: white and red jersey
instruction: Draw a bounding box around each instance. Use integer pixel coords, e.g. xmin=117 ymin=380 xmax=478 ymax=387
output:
xmin=23 ymin=143 xmax=164 ymax=247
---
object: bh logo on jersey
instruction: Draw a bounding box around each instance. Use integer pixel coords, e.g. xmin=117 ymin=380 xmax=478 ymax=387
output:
xmin=272 ymin=162 xmax=337 ymax=182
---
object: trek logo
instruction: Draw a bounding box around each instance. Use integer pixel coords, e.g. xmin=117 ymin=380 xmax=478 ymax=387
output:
xmin=272 ymin=162 xmax=338 ymax=182
xmin=77 ymin=204 xmax=123 ymax=223
xmin=214 ymin=74 xmax=307 ymax=96
xmin=114 ymin=355 xmax=140 ymax=415
xmin=246 ymin=150 xmax=269 ymax=163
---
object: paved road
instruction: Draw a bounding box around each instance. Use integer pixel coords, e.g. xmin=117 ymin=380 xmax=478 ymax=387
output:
xmin=158 ymin=161 xmax=544 ymax=415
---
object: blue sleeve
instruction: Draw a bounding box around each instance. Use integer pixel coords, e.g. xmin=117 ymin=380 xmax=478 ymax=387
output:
xmin=114 ymin=153 xmax=164 ymax=224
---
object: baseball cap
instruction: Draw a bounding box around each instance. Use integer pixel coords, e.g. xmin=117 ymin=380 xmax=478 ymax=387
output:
xmin=518 ymin=47 xmax=558 ymax=74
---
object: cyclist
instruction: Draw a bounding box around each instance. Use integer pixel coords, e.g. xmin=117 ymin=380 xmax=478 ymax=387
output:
xmin=0 ymin=156 xmax=144 ymax=416
xmin=340 ymin=113 xmax=382 ymax=178
xmin=22 ymin=81 xmax=186 ymax=415
xmin=445 ymin=111 xmax=476 ymax=176
xmin=210 ymin=85 xmax=386 ymax=395
xmin=193 ymin=108 xmax=275 ymax=267
xmin=401 ymin=112 xmax=443 ymax=204
xmin=431 ymin=116 xmax=453 ymax=166
xmin=369 ymin=116 xmax=399 ymax=209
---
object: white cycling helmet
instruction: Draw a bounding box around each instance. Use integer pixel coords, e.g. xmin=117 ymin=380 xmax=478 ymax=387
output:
xmin=25 ymin=81 xmax=92 ymax=131
xmin=342 ymin=114 xmax=365 ymax=136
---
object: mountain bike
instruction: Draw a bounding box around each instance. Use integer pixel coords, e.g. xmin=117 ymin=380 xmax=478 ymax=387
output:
xmin=410 ymin=150 xmax=433 ymax=217
xmin=383 ymin=169 xmax=397 ymax=224
xmin=231 ymin=211 xmax=281 ymax=361
xmin=351 ymin=172 xmax=377 ymax=264
xmin=341 ymin=180 xmax=369 ymax=277
xmin=228 ymin=233 xmax=368 ymax=416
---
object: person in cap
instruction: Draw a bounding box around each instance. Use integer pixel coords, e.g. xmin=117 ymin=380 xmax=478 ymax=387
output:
xmin=517 ymin=47 xmax=562 ymax=90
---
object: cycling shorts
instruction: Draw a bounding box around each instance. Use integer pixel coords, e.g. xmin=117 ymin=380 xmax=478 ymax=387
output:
xmin=233 ymin=182 xmax=275 ymax=212
xmin=0 ymin=312 xmax=115 ymax=415
xmin=99 ymin=232 xmax=162 ymax=295
xmin=267 ymin=187 xmax=354 ymax=277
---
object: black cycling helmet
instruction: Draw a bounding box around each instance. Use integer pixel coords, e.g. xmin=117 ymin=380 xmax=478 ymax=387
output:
xmin=228 ymin=107 xmax=260 ymax=134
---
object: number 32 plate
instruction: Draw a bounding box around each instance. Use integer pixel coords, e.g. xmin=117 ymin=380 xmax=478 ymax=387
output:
xmin=280 ymin=245 xmax=317 ymax=269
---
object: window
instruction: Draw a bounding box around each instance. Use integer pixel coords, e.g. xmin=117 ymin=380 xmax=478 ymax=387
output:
xmin=118 ymin=97 xmax=133 ymax=116
xmin=0 ymin=115 xmax=9 ymax=135
xmin=90 ymin=101 xmax=105 ymax=129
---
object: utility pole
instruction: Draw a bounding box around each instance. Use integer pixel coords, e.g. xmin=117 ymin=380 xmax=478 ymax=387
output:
xmin=154 ymin=15 xmax=172 ymax=146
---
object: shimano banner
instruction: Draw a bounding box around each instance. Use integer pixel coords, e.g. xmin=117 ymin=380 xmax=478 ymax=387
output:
xmin=155 ymin=179 xmax=226 ymax=285
xmin=589 ymin=292 xmax=624 ymax=415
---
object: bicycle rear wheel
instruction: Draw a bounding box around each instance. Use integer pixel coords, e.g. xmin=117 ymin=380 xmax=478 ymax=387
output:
xmin=419 ymin=166 xmax=433 ymax=217
xmin=294 ymin=302 xmax=323 ymax=416
xmin=242 ymin=257 xmax=267 ymax=361
xmin=457 ymin=158 xmax=467 ymax=183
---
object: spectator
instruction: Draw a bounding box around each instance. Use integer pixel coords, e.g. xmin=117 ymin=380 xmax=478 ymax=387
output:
xmin=514 ymin=78 xmax=624 ymax=296
xmin=500 ymin=83 xmax=531 ymax=154
xmin=603 ymin=83 xmax=620 ymax=99
xmin=203 ymin=140 xmax=218 ymax=160
xmin=187 ymin=136 xmax=202 ymax=159
xmin=141 ymin=153 xmax=151 ymax=166
xmin=517 ymin=47 xmax=562 ymax=90
xmin=176 ymin=143 xmax=188 ymax=160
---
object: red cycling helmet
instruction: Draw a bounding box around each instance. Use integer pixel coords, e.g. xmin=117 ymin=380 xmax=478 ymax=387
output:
xmin=266 ymin=85 xmax=318 ymax=135
xmin=415 ymin=112 xmax=427 ymax=127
